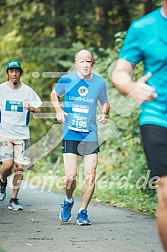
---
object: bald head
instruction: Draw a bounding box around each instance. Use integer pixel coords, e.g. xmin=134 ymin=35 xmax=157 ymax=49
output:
xmin=75 ymin=50 xmax=94 ymax=63
xmin=74 ymin=50 xmax=94 ymax=79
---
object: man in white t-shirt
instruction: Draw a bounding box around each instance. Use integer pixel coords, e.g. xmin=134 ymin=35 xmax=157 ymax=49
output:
xmin=0 ymin=59 xmax=42 ymax=210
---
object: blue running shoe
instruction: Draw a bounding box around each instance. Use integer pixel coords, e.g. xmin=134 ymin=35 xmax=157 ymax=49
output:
xmin=76 ymin=209 xmax=91 ymax=225
xmin=59 ymin=198 xmax=74 ymax=222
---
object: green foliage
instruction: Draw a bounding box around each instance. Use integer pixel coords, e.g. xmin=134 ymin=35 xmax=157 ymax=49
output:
xmin=0 ymin=248 xmax=6 ymax=252
xmin=0 ymin=1 xmax=159 ymax=214
xmin=28 ymin=31 xmax=157 ymax=214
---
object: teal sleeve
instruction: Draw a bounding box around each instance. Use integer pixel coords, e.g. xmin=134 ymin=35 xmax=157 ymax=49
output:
xmin=119 ymin=21 xmax=142 ymax=64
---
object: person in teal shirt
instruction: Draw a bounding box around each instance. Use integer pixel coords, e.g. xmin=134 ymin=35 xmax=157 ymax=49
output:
xmin=111 ymin=0 xmax=167 ymax=250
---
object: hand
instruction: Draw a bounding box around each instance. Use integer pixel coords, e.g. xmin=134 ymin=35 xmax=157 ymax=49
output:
xmin=128 ymin=72 xmax=158 ymax=103
xmin=56 ymin=109 xmax=67 ymax=123
xmin=98 ymin=112 xmax=108 ymax=125
xmin=23 ymin=101 xmax=33 ymax=111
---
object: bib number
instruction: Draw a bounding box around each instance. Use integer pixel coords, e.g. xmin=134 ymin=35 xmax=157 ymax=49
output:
xmin=5 ymin=101 xmax=23 ymax=112
xmin=68 ymin=113 xmax=90 ymax=132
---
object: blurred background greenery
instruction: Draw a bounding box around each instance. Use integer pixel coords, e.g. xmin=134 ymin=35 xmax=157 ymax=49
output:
xmin=0 ymin=0 xmax=160 ymax=214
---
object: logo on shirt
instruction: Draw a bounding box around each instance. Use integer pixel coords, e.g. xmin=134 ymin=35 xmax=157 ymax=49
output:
xmin=78 ymin=86 xmax=88 ymax=97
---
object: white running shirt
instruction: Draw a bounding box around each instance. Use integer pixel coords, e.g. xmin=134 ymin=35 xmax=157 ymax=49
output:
xmin=0 ymin=82 xmax=42 ymax=139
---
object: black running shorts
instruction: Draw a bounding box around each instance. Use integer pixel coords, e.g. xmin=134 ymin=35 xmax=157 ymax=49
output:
xmin=140 ymin=124 xmax=167 ymax=177
xmin=62 ymin=140 xmax=100 ymax=156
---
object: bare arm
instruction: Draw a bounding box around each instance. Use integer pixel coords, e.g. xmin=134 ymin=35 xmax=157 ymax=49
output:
xmin=50 ymin=90 xmax=67 ymax=123
xmin=23 ymin=101 xmax=41 ymax=113
xmin=98 ymin=101 xmax=110 ymax=125
xmin=111 ymin=59 xmax=157 ymax=103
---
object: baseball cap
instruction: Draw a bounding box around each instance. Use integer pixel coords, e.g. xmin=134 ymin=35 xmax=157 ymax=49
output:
xmin=6 ymin=60 xmax=23 ymax=71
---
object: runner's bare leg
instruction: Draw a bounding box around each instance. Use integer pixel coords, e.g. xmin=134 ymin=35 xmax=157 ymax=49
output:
xmin=12 ymin=163 xmax=23 ymax=199
xmin=63 ymin=153 xmax=77 ymax=199
xmin=156 ymin=176 xmax=167 ymax=251
xmin=81 ymin=153 xmax=98 ymax=209
xmin=0 ymin=160 xmax=13 ymax=183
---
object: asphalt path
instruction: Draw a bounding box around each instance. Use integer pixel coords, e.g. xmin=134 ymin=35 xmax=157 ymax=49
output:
xmin=0 ymin=179 xmax=163 ymax=252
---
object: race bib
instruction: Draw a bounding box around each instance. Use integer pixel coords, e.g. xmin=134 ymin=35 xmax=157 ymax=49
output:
xmin=5 ymin=101 xmax=23 ymax=112
xmin=68 ymin=113 xmax=90 ymax=132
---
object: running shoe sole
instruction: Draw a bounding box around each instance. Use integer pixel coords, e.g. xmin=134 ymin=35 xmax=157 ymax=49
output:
xmin=8 ymin=206 xmax=23 ymax=211
xmin=59 ymin=212 xmax=72 ymax=222
xmin=77 ymin=220 xmax=91 ymax=226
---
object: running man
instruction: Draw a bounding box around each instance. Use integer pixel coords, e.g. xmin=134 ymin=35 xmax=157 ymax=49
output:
xmin=50 ymin=50 xmax=110 ymax=225
xmin=0 ymin=59 xmax=42 ymax=210
xmin=111 ymin=1 xmax=167 ymax=250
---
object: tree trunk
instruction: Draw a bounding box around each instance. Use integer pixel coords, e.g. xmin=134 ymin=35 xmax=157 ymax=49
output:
xmin=144 ymin=0 xmax=153 ymax=14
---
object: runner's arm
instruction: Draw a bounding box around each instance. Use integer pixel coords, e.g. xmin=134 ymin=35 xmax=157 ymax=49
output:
xmin=111 ymin=59 xmax=157 ymax=103
xmin=23 ymin=101 xmax=41 ymax=113
xmin=98 ymin=101 xmax=110 ymax=125
xmin=50 ymin=89 xmax=67 ymax=123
